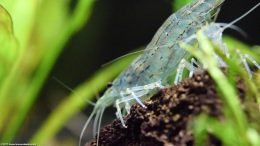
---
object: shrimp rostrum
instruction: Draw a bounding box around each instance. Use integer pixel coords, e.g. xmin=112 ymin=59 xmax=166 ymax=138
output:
xmin=80 ymin=0 xmax=227 ymax=145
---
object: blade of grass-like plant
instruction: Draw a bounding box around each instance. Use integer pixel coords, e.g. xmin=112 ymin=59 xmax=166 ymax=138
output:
xmin=0 ymin=4 xmax=18 ymax=131
xmin=182 ymin=31 xmax=248 ymax=144
xmin=0 ymin=0 xmax=38 ymax=132
xmin=212 ymin=37 xmax=260 ymax=146
xmin=247 ymin=128 xmax=260 ymax=146
xmin=0 ymin=4 xmax=16 ymax=93
xmin=0 ymin=1 xmax=38 ymax=109
xmin=223 ymin=36 xmax=260 ymax=62
xmin=193 ymin=115 xmax=242 ymax=146
xmin=173 ymin=0 xmax=192 ymax=11
xmin=0 ymin=0 xmax=95 ymax=142
xmin=30 ymin=54 xmax=137 ymax=145
xmin=189 ymin=34 xmax=260 ymax=145
xmin=0 ymin=0 xmax=38 ymax=50
xmin=223 ymin=36 xmax=260 ymax=106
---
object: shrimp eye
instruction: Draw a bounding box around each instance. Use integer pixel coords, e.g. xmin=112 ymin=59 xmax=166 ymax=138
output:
xmin=107 ymin=82 xmax=113 ymax=88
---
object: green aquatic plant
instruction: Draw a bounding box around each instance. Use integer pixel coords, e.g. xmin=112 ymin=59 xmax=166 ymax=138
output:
xmin=184 ymin=31 xmax=260 ymax=146
xmin=0 ymin=0 xmax=95 ymax=143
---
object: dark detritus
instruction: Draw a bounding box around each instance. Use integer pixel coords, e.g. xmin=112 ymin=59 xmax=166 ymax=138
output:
xmin=86 ymin=71 xmax=246 ymax=146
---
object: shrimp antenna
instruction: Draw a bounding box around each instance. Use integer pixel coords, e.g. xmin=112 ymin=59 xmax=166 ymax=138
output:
xmin=222 ymin=2 xmax=260 ymax=30
xmin=96 ymin=107 xmax=105 ymax=146
xmin=79 ymin=108 xmax=96 ymax=146
xmin=52 ymin=76 xmax=96 ymax=106
xmin=218 ymin=23 xmax=248 ymax=38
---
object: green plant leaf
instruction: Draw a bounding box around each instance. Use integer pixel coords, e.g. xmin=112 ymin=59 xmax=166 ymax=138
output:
xmin=30 ymin=53 xmax=137 ymax=145
xmin=193 ymin=115 xmax=241 ymax=146
xmin=0 ymin=5 xmax=18 ymax=87
xmin=0 ymin=0 xmax=96 ymax=142
xmin=173 ymin=0 xmax=192 ymax=11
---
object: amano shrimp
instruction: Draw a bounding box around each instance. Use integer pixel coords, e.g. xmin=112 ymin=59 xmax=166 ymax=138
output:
xmin=79 ymin=0 xmax=225 ymax=145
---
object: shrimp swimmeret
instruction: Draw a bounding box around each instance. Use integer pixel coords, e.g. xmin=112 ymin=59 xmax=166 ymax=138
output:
xmin=79 ymin=0 xmax=260 ymax=145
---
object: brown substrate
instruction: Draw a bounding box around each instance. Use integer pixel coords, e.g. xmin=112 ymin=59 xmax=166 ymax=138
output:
xmin=86 ymin=71 xmax=246 ymax=146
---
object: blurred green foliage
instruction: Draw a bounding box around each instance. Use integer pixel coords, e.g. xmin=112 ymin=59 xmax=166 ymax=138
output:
xmin=185 ymin=31 xmax=260 ymax=146
xmin=0 ymin=0 xmax=259 ymax=146
xmin=173 ymin=0 xmax=192 ymax=11
xmin=0 ymin=0 xmax=96 ymax=143
xmin=0 ymin=5 xmax=17 ymax=87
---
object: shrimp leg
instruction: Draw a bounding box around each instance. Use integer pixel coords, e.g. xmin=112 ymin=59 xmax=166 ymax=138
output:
xmin=116 ymin=81 xmax=164 ymax=127
xmin=189 ymin=58 xmax=202 ymax=77
xmin=115 ymin=98 xmax=129 ymax=128
xmin=237 ymin=50 xmax=260 ymax=78
xmin=120 ymin=81 xmax=164 ymax=108
xmin=174 ymin=58 xmax=201 ymax=85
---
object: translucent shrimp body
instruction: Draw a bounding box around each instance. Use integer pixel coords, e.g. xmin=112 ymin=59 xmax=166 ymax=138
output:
xmin=79 ymin=0 xmax=225 ymax=145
